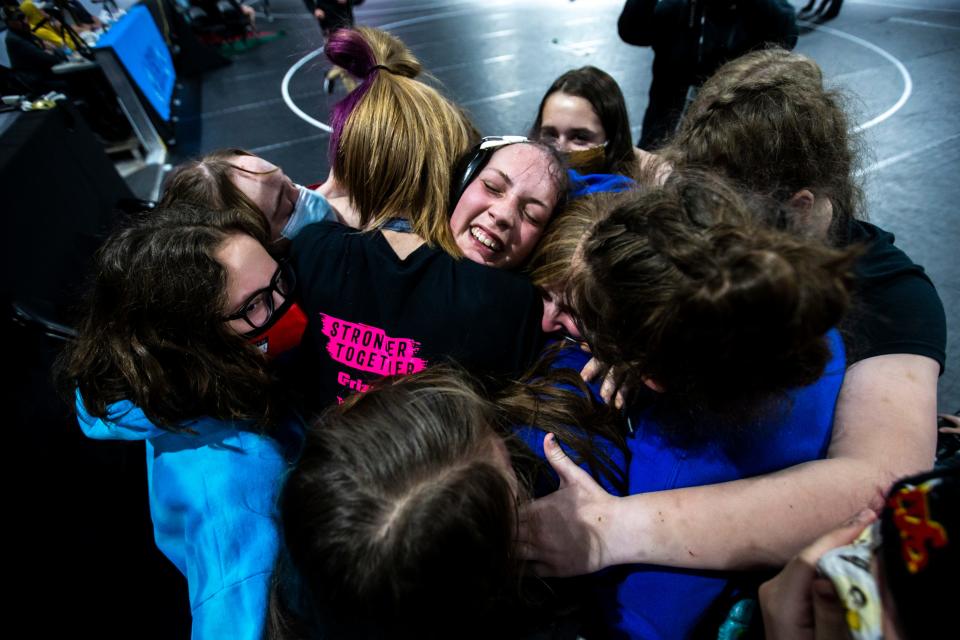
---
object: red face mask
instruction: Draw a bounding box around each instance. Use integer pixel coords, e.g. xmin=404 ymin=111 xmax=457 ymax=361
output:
xmin=247 ymin=301 xmax=308 ymax=358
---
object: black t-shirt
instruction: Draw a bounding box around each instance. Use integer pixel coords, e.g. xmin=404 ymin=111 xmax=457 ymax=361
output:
xmin=842 ymin=220 xmax=946 ymax=373
xmin=290 ymin=222 xmax=545 ymax=408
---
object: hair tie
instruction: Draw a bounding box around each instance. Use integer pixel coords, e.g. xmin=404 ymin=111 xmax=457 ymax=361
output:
xmin=371 ymin=64 xmax=391 ymax=74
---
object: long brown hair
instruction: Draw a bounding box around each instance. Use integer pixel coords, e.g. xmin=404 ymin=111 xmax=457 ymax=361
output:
xmin=569 ymin=171 xmax=858 ymax=430
xmin=528 ymin=192 xmax=622 ymax=293
xmin=268 ymin=364 xmax=628 ymax=638
xmin=325 ymin=27 xmax=478 ymax=255
xmin=505 ymin=193 xmax=634 ymax=491
xmin=270 ymin=367 xmax=527 ymax=638
xmin=159 ymin=148 xmax=272 ymax=243
xmin=56 ymin=204 xmax=278 ymax=431
xmin=662 ymin=48 xmax=864 ymax=243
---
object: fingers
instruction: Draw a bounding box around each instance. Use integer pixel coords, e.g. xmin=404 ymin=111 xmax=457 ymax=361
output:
xmin=599 ymin=369 xmax=617 ymax=405
xmin=939 ymin=413 xmax=960 ymax=434
xmin=798 ymin=508 xmax=875 ymax=567
xmin=543 ymin=432 xmax=571 ymax=479
xmin=599 ymin=369 xmax=627 ymax=409
xmin=580 ymin=357 xmax=602 ymax=383
xmin=582 ymin=359 xmax=629 ymax=408
xmin=811 ymin=577 xmax=850 ymax=640
xmin=760 ymin=507 xmax=877 ymax=627
xmin=542 ymin=434 xmax=609 ymax=500
xmin=543 ymin=433 xmax=591 ymax=488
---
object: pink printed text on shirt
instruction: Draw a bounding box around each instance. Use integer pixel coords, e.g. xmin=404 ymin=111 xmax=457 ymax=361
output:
xmin=319 ymin=313 xmax=428 ymax=376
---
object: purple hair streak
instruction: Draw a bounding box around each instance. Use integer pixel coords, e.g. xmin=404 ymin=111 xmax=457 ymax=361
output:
xmin=325 ymin=29 xmax=379 ymax=167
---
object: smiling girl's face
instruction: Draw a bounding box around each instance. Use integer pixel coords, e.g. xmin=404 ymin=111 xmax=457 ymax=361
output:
xmin=449 ymin=144 xmax=560 ymax=270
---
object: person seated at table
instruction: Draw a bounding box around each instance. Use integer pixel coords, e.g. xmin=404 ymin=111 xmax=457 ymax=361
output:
xmin=2 ymin=3 xmax=67 ymax=92
xmin=14 ymin=0 xmax=72 ymax=50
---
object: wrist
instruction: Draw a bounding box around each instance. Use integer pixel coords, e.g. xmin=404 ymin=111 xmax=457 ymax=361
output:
xmin=591 ymin=493 xmax=639 ymax=570
xmin=601 ymin=493 xmax=654 ymax=568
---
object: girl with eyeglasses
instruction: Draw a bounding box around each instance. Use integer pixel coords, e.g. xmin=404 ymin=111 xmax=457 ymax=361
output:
xmin=56 ymin=204 xmax=308 ymax=640
xmin=160 ymin=27 xmax=577 ymax=410
xmin=162 ymin=133 xmax=574 ymax=407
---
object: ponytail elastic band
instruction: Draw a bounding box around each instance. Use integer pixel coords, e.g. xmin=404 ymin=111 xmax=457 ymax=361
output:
xmin=371 ymin=64 xmax=391 ymax=73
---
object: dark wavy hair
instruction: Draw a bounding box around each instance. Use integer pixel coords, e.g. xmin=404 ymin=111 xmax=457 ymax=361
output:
xmin=568 ymin=171 xmax=858 ymax=433
xmin=662 ymin=48 xmax=865 ymax=244
xmin=531 ymin=66 xmax=637 ymax=177
xmin=56 ymin=204 xmax=278 ymax=431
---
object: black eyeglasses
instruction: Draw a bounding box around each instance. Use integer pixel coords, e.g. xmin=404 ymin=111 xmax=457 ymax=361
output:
xmin=222 ymin=261 xmax=295 ymax=335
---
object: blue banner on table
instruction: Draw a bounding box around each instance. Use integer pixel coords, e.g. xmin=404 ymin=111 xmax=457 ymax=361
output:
xmin=95 ymin=5 xmax=176 ymax=122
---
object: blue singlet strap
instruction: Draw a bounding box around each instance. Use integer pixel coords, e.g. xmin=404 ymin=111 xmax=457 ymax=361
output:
xmin=381 ymin=218 xmax=414 ymax=233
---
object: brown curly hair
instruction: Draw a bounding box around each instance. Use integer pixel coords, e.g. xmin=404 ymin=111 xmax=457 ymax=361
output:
xmin=568 ymin=171 xmax=858 ymax=431
xmin=662 ymin=48 xmax=865 ymax=244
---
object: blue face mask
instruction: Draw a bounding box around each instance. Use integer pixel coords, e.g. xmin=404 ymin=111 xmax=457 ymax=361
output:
xmin=281 ymin=185 xmax=336 ymax=239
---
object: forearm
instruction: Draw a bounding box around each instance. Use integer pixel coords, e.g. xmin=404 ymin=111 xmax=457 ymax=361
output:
xmin=604 ymin=457 xmax=888 ymax=571
xmin=604 ymin=354 xmax=938 ymax=572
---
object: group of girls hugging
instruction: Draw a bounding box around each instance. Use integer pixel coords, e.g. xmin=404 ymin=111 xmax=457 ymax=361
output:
xmin=56 ymin=24 xmax=948 ymax=640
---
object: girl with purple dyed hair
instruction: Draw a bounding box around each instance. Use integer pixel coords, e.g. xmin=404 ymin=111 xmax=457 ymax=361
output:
xmin=159 ymin=27 xmax=569 ymax=411
xmin=287 ymin=27 xmax=561 ymax=411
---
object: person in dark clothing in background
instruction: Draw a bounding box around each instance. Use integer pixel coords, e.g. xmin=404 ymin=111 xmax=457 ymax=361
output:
xmin=618 ymin=0 xmax=798 ymax=150
xmin=301 ymin=0 xmax=362 ymax=93
xmin=799 ymin=0 xmax=843 ymax=23
xmin=2 ymin=3 xmax=66 ymax=93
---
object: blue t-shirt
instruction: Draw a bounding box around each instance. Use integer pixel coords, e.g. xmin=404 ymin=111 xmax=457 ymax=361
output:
xmin=567 ymin=169 xmax=635 ymax=198
xmin=516 ymin=329 xmax=846 ymax=639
